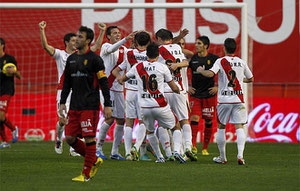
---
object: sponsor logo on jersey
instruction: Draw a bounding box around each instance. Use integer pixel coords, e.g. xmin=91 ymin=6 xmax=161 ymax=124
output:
xmin=81 ymin=119 xmax=92 ymax=128
xmin=71 ymin=71 xmax=88 ymax=77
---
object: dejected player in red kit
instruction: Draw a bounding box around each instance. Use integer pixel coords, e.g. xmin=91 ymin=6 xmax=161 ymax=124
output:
xmin=59 ymin=26 xmax=112 ymax=182
xmin=0 ymin=38 xmax=21 ymax=148
xmin=188 ymin=36 xmax=219 ymax=156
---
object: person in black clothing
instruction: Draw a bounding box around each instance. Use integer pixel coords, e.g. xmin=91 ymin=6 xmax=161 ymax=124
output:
xmin=0 ymin=38 xmax=21 ymax=148
xmin=59 ymin=26 xmax=112 ymax=182
xmin=188 ymin=36 xmax=219 ymax=156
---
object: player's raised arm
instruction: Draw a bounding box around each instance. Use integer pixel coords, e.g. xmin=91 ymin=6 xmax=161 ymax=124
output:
xmin=90 ymin=23 xmax=106 ymax=52
xmin=39 ymin=21 xmax=55 ymax=56
xmin=104 ymin=31 xmax=136 ymax=54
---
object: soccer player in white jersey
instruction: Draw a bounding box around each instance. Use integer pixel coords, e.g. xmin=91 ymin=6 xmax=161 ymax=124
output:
xmin=112 ymin=31 xmax=151 ymax=161
xmin=96 ymin=26 xmax=135 ymax=160
xmin=197 ymin=38 xmax=254 ymax=165
xmin=39 ymin=21 xmax=106 ymax=156
xmin=119 ymin=42 xmax=186 ymax=163
xmin=155 ymin=29 xmax=197 ymax=161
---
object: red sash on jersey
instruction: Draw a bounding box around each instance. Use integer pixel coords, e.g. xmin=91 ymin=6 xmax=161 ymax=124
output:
xmin=127 ymin=50 xmax=138 ymax=66
xmin=159 ymin=46 xmax=184 ymax=91
xmin=57 ymin=70 xmax=65 ymax=90
xmin=107 ymin=47 xmax=125 ymax=88
xmin=136 ymin=62 xmax=168 ymax=107
xmin=221 ymin=58 xmax=244 ymax=103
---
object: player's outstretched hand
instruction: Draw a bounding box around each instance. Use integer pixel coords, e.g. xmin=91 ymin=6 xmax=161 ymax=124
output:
xmin=208 ymin=86 xmax=218 ymax=95
xmin=125 ymin=31 xmax=137 ymax=41
xmin=169 ymin=63 xmax=178 ymax=72
xmin=179 ymin=28 xmax=189 ymax=38
xmin=98 ymin=23 xmax=106 ymax=31
xmin=103 ymin=106 xmax=112 ymax=120
xmin=39 ymin=21 xmax=46 ymax=30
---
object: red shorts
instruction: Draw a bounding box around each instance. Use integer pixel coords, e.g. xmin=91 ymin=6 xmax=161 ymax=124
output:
xmin=65 ymin=110 xmax=99 ymax=138
xmin=190 ymin=96 xmax=216 ymax=120
xmin=0 ymin=95 xmax=12 ymax=113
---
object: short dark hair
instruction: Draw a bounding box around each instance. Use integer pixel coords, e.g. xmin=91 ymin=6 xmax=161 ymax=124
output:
xmin=146 ymin=42 xmax=159 ymax=59
xmin=63 ymin=33 xmax=76 ymax=47
xmin=197 ymin=36 xmax=210 ymax=49
xmin=155 ymin=29 xmax=173 ymax=41
xmin=78 ymin=26 xmax=94 ymax=45
xmin=135 ymin=31 xmax=151 ymax=46
xmin=0 ymin=38 xmax=5 ymax=51
xmin=224 ymin=38 xmax=237 ymax=54
xmin=106 ymin=26 xmax=118 ymax=39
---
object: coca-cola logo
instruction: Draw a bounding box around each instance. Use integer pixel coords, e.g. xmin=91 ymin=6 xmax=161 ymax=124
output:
xmin=247 ymin=103 xmax=300 ymax=142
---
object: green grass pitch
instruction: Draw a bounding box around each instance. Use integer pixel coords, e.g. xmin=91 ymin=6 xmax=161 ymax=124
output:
xmin=0 ymin=141 xmax=299 ymax=191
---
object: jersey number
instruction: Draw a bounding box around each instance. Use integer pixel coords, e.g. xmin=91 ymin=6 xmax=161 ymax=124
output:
xmin=227 ymin=70 xmax=237 ymax=88
xmin=165 ymin=58 xmax=181 ymax=75
xmin=141 ymin=74 xmax=158 ymax=92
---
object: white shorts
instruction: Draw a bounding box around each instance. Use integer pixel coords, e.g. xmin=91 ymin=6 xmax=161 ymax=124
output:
xmin=217 ymin=103 xmax=248 ymax=125
xmin=165 ymin=92 xmax=189 ymax=121
xmin=141 ymin=104 xmax=176 ymax=133
xmin=56 ymin=90 xmax=71 ymax=118
xmin=100 ymin=90 xmax=125 ymax=119
xmin=125 ymin=90 xmax=141 ymax=120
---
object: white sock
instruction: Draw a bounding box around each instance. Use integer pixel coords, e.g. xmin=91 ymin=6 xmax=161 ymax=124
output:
xmin=167 ymin=129 xmax=174 ymax=152
xmin=97 ymin=122 xmax=111 ymax=150
xmin=140 ymin=136 xmax=147 ymax=157
xmin=134 ymin=123 xmax=146 ymax=151
xmin=182 ymin=124 xmax=192 ymax=151
xmin=111 ymin=124 xmax=124 ymax=155
xmin=157 ymin=127 xmax=172 ymax=158
xmin=172 ymin=129 xmax=183 ymax=154
xmin=147 ymin=133 xmax=163 ymax=159
xmin=216 ymin=129 xmax=226 ymax=160
xmin=236 ymin=128 xmax=246 ymax=159
xmin=124 ymin=126 xmax=132 ymax=155
xmin=56 ymin=122 xmax=64 ymax=142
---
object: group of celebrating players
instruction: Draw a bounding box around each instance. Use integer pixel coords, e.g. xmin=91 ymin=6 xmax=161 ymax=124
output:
xmin=0 ymin=21 xmax=253 ymax=182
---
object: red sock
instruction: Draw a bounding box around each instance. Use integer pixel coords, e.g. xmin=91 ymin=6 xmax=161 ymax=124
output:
xmin=191 ymin=121 xmax=199 ymax=147
xmin=71 ymin=138 xmax=86 ymax=156
xmin=82 ymin=142 xmax=96 ymax=178
xmin=202 ymin=127 xmax=213 ymax=150
xmin=0 ymin=123 xmax=8 ymax=142
xmin=4 ymin=117 xmax=15 ymax=131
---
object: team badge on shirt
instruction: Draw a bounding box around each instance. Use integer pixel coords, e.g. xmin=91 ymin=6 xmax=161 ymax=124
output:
xmin=207 ymin=60 xmax=211 ymax=65
xmin=84 ymin=59 xmax=88 ymax=65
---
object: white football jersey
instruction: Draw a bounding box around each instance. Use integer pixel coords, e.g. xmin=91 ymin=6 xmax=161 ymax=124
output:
xmin=126 ymin=60 xmax=173 ymax=108
xmin=53 ymin=49 xmax=71 ymax=90
xmin=157 ymin=44 xmax=186 ymax=93
xmin=118 ymin=48 xmax=148 ymax=91
xmin=100 ymin=42 xmax=127 ymax=92
xmin=210 ymin=56 xmax=253 ymax=104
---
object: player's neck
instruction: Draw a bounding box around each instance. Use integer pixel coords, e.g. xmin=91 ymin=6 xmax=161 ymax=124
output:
xmin=198 ymin=50 xmax=207 ymax=57
xmin=65 ymin=47 xmax=75 ymax=55
xmin=136 ymin=45 xmax=146 ymax=51
xmin=77 ymin=46 xmax=89 ymax=55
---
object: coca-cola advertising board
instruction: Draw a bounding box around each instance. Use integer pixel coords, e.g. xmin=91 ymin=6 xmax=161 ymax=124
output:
xmin=247 ymin=97 xmax=300 ymax=143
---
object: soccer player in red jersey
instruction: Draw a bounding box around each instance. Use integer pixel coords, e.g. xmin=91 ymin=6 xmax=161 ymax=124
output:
xmin=0 ymin=38 xmax=21 ymax=148
xmin=197 ymin=38 xmax=253 ymax=165
xmin=59 ymin=26 xmax=112 ymax=181
xmin=188 ymin=36 xmax=219 ymax=156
